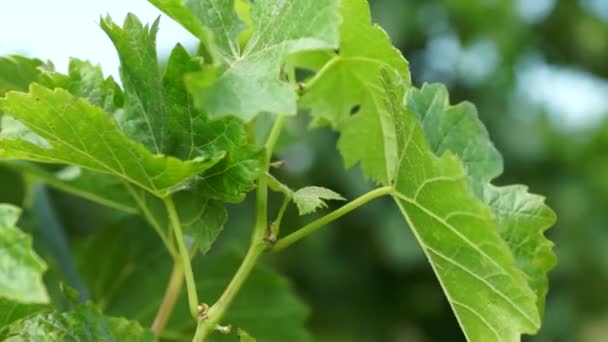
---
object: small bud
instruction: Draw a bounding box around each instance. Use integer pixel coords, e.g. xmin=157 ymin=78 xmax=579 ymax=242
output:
xmin=197 ymin=303 xmax=209 ymax=319
xmin=270 ymin=160 xmax=286 ymax=169
xmin=215 ymin=325 xmax=232 ymax=334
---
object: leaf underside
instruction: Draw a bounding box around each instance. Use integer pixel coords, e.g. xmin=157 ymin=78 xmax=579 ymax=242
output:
xmin=300 ymin=0 xmax=557 ymax=340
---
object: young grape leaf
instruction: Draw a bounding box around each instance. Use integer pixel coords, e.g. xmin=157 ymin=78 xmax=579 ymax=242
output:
xmin=0 ymin=56 xmax=47 ymax=95
xmin=0 ymin=204 xmax=49 ymax=304
xmin=148 ymin=0 xmax=245 ymax=63
xmin=163 ymin=44 xmax=264 ymax=200
xmin=407 ymin=83 xmax=557 ymax=316
xmin=101 ymin=17 xmax=263 ymax=200
xmin=0 ymin=302 xmax=154 ymax=341
xmin=292 ymin=186 xmax=345 ymax=215
xmin=299 ymin=0 xmax=410 ymax=184
xmin=38 ymin=58 xmax=123 ymax=113
xmin=75 ymin=220 xmax=311 ymax=342
xmin=0 ymin=85 xmax=224 ymax=197
xmin=175 ymin=0 xmax=341 ymax=120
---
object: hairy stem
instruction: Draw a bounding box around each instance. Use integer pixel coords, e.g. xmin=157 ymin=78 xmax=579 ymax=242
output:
xmin=164 ymin=196 xmax=199 ymax=317
xmin=151 ymin=261 xmax=184 ymax=336
xmin=273 ymin=186 xmax=394 ymax=251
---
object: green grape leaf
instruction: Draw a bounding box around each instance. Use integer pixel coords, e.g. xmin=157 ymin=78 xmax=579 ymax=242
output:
xmin=0 ymin=302 xmax=155 ymax=341
xmin=38 ymin=58 xmax=123 ymax=113
xmin=299 ymin=0 xmax=410 ymax=184
xmin=0 ymin=85 xmax=224 ymax=197
xmin=292 ymin=186 xmax=345 ymax=215
xmin=0 ymin=204 xmax=49 ymax=304
xmin=180 ymin=0 xmax=340 ymax=120
xmin=406 ymin=84 xmax=502 ymax=192
xmin=309 ymin=65 xmax=548 ymax=340
xmin=163 ymin=43 xmax=264 ymax=202
xmin=100 ymin=17 xmax=262 ymax=200
xmin=75 ymin=220 xmax=311 ymax=342
xmin=0 ymin=56 xmax=47 ymax=95
xmin=100 ymin=14 xmax=169 ymax=153
xmin=407 ymin=83 xmax=557 ymax=316
xmin=148 ymin=0 xmax=245 ymax=63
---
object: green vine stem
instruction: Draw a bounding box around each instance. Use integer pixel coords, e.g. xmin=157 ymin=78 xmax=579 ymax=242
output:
xmin=151 ymin=261 xmax=184 ymax=336
xmin=272 ymin=186 xmax=394 ymax=251
xmin=164 ymin=196 xmax=199 ymax=317
xmin=193 ymin=241 xmax=267 ymax=341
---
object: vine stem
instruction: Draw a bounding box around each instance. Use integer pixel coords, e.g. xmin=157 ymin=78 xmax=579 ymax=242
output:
xmin=193 ymin=241 xmax=267 ymax=341
xmin=164 ymin=196 xmax=199 ymax=317
xmin=151 ymin=261 xmax=184 ymax=336
xmin=193 ymin=115 xmax=286 ymax=341
xmin=272 ymin=186 xmax=394 ymax=251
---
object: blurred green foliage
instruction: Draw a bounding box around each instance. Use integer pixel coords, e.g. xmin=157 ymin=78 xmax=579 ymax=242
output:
xmin=1 ymin=0 xmax=607 ymax=341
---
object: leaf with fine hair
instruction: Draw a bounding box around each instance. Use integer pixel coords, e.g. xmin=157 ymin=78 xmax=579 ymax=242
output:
xmin=407 ymin=83 xmax=557 ymax=316
xmin=100 ymin=16 xmax=263 ymax=200
xmin=292 ymin=186 xmax=345 ymax=215
xmin=153 ymin=0 xmax=341 ymax=120
xmin=299 ymin=0 xmax=410 ymax=184
xmin=0 ymin=85 xmax=224 ymax=197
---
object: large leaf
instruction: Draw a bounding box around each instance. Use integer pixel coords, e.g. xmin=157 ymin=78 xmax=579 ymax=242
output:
xmin=307 ymin=63 xmax=549 ymax=338
xmin=0 ymin=85 xmax=224 ymax=197
xmin=75 ymin=220 xmax=311 ymax=341
xmin=407 ymin=83 xmax=557 ymax=316
xmin=299 ymin=0 xmax=410 ymax=184
xmin=162 ymin=0 xmax=341 ymax=119
xmin=0 ymin=302 xmax=155 ymax=341
xmin=0 ymin=204 xmax=49 ymax=304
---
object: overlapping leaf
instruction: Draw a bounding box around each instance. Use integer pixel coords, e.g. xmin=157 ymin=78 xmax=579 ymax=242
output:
xmin=299 ymin=0 xmax=410 ymax=184
xmin=0 ymin=56 xmax=47 ymax=95
xmin=300 ymin=0 xmax=554 ymax=338
xmin=152 ymin=0 xmax=341 ymax=119
xmin=75 ymin=221 xmax=312 ymax=341
xmin=38 ymin=58 xmax=123 ymax=113
xmin=101 ymin=15 xmax=262 ymax=201
xmin=0 ymin=204 xmax=48 ymax=304
xmin=0 ymin=85 xmax=223 ymax=197
xmin=0 ymin=302 xmax=154 ymax=341
xmin=407 ymin=84 xmax=557 ymax=316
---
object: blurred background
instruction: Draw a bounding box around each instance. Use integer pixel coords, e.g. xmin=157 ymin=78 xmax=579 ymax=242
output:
xmin=2 ymin=0 xmax=608 ymax=341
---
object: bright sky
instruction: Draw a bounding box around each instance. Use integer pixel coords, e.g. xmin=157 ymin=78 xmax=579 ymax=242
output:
xmin=0 ymin=0 xmax=196 ymax=78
